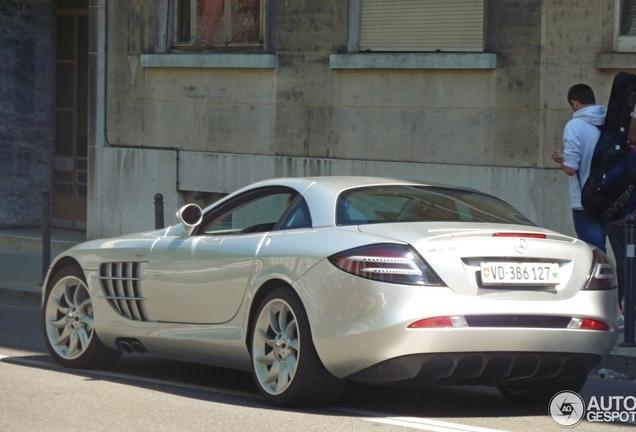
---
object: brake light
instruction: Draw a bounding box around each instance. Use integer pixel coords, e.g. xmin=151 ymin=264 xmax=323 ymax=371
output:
xmin=568 ymin=318 xmax=610 ymax=331
xmin=328 ymin=244 xmax=444 ymax=286
xmin=408 ymin=316 xmax=468 ymax=328
xmin=584 ymin=249 xmax=617 ymax=290
xmin=493 ymin=233 xmax=547 ymax=238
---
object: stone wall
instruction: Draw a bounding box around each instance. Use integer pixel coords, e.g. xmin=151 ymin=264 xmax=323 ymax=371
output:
xmin=89 ymin=0 xmax=632 ymax=239
xmin=0 ymin=0 xmax=53 ymax=229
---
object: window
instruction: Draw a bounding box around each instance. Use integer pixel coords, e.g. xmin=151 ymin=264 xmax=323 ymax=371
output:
xmin=279 ymin=198 xmax=312 ymax=230
xmin=617 ymin=0 xmax=636 ymax=51
xmin=198 ymin=187 xmax=304 ymax=235
xmin=357 ymin=0 xmax=484 ymax=52
xmin=336 ymin=186 xmax=535 ymax=226
xmin=174 ymin=0 xmax=265 ymax=47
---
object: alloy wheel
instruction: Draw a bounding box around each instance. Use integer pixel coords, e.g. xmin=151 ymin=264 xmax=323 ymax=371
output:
xmin=252 ymin=298 xmax=300 ymax=395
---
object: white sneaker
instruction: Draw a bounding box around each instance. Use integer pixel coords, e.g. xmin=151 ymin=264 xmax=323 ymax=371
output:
xmin=617 ymin=315 xmax=625 ymax=332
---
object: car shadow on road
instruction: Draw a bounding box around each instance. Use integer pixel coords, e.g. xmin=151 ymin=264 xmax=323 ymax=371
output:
xmin=1 ymin=352 xmax=544 ymax=420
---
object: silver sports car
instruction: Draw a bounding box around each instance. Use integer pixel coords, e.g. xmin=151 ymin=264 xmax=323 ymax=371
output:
xmin=42 ymin=177 xmax=619 ymax=407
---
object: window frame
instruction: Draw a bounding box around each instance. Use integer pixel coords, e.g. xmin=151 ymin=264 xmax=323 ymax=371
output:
xmin=336 ymin=0 xmax=495 ymax=70
xmin=616 ymin=0 xmax=636 ymax=52
xmin=349 ymin=0 xmax=486 ymax=54
xmin=172 ymin=0 xmax=266 ymax=49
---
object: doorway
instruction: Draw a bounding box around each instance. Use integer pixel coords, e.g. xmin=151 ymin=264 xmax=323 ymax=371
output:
xmin=53 ymin=3 xmax=88 ymax=230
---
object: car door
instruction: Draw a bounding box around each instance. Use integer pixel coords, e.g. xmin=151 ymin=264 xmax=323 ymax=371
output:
xmin=144 ymin=187 xmax=297 ymax=324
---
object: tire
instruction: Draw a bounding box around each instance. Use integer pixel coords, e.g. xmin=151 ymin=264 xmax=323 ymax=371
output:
xmin=498 ymin=373 xmax=588 ymax=405
xmin=251 ymin=287 xmax=345 ymax=407
xmin=42 ymin=265 xmax=121 ymax=369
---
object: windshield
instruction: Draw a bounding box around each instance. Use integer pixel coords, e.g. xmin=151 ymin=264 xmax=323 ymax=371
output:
xmin=336 ymin=185 xmax=535 ymax=226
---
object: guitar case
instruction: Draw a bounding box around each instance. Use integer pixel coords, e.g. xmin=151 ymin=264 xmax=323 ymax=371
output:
xmin=581 ymin=72 xmax=636 ymax=221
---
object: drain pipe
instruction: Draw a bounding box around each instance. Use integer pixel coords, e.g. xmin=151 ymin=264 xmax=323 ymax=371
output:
xmin=95 ymin=0 xmax=181 ymax=194
xmin=102 ymin=0 xmax=181 ymax=186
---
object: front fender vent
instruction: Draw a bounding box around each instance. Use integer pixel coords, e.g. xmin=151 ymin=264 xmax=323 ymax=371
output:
xmin=98 ymin=262 xmax=148 ymax=321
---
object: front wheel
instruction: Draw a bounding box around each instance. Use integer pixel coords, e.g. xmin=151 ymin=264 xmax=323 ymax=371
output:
xmin=42 ymin=265 xmax=121 ymax=369
xmin=251 ymin=288 xmax=345 ymax=407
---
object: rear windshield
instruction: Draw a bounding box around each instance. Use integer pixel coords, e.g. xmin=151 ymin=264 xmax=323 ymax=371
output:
xmin=336 ymin=185 xmax=535 ymax=226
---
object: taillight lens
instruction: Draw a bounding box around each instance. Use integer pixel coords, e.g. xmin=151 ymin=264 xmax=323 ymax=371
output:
xmin=568 ymin=317 xmax=610 ymax=331
xmin=328 ymin=244 xmax=444 ymax=286
xmin=408 ymin=316 xmax=468 ymax=328
xmin=584 ymin=249 xmax=617 ymax=290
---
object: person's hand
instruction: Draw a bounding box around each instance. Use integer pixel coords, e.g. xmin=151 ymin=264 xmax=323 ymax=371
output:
xmin=551 ymin=150 xmax=563 ymax=164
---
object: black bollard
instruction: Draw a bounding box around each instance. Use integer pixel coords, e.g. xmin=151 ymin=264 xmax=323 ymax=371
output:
xmin=621 ymin=215 xmax=635 ymax=346
xmin=42 ymin=188 xmax=51 ymax=283
xmin=154 ymin=193 xmax=165 ymax=229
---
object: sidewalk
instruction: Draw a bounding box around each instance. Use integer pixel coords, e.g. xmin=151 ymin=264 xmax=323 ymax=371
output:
xmin=0 ymin=228 xmax=635 ymax=380
xmin=0 ymin=228 xmax=86 ymax=306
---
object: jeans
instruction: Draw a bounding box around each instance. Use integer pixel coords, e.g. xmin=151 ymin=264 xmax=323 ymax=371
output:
xmin=572 ymin=209 xmax=609 ymax=253
xmin=608 ymin=223 xmax=626 ymax=306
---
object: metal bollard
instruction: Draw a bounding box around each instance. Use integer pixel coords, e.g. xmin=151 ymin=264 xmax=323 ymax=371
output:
xmin=42 ymin=188 xmax=51 ymax=283
xmin=154 ymin=193 xmax=165 ymax=229
xmin=622 ymin=215 xmax=635 ymax=346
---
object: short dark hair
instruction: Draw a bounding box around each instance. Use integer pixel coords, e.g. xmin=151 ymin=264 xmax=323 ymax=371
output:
xmin=567 ymin=84 xmax=596 ymax=105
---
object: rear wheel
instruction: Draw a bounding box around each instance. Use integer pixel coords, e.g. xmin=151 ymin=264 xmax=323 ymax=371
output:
xmin=42 ymin=265 xmax=121 ymax=369
xmin=251 ymin=288 xmax=345 ymax=407
xmin=498 ymin=373 xmax=588 ymax=404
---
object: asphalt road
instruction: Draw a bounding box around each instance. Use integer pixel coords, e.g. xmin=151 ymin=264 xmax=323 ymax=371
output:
xmin=1 ymin=301 xmax=635 ymax=432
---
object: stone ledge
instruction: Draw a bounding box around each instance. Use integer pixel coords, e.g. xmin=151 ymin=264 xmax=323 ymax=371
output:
xmin=140 ymin=53 xmax=277 ymax=69
xmin=330 ymin=52 xmax=497 ymax=70
xmin=595 ymin=53 xmax=636 ymax=70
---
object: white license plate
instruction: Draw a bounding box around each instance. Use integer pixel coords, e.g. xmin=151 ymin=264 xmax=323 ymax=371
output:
xmin=480 ymin=262 xmax=560 ymax=285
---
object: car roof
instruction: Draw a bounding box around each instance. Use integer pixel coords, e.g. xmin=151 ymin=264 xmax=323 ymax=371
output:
xmin=232 ymin=176 xmax=460 ymax=228
xmin=244 ymin=176 xmax=424 ymax=193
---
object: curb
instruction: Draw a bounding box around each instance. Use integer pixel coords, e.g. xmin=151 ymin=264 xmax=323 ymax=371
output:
xmin=0 ymin=234 xmax=78 ymax=256
xmin=596 ymin=350 xmax=636 ymax=380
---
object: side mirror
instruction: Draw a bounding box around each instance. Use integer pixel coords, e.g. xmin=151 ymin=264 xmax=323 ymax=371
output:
xmin=176 ymin=204 xmax=203 ymax=236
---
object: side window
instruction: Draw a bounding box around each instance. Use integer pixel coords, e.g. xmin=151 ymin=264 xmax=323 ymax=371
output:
xmin=201 ymin=189 xmax=294 ymax=235
xmin=279 ymin=198 xmax=312 ymax=230
xmin=174 ymin=0 xmax=265 ymax=48
xmin=356 ymin=0 xmax=484 ymax=52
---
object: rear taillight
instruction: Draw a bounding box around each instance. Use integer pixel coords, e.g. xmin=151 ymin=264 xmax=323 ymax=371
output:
xmin=568 ymin=318 xmax=610 ymax=331
xmin=408 ymin=316 xmax=468 ymax=328
xmin=584 ymin=249 xmax=617 ymax=290
xmin=328 ymin=244 xmax=444 ymax=286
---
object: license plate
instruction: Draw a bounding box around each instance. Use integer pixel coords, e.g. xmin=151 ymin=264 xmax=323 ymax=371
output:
xmin=480 ymin=262 xmax=560 ymax=285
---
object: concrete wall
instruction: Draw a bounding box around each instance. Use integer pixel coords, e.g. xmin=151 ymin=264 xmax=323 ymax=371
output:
xmin=89 ymin=0 xmax=634 ymax=239
xmin=0 ymin=1 xmax=54 ymax=229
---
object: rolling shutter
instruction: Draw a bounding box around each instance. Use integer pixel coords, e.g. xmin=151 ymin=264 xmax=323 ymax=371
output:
xmin=359 ymin=0 xmax=484 ymax=52
xmin=621 ymin=0 xmax=636 ymax=35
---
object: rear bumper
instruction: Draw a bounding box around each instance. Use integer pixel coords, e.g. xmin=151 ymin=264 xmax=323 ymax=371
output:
xmin=298 ymin=261 xmax=619 ymax=379
xmin=347 ymin=351 xmax=601 ymax=386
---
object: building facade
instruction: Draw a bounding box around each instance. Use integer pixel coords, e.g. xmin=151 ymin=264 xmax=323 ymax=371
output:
xmin=3 ymin=1 xmax=636 ymax=239
xmin=0 ymin=1 xmax=54 ymax=229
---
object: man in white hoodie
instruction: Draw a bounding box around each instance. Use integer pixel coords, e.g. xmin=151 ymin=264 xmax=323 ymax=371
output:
xmin=551 ymin=83 xmax=609 ymax=252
